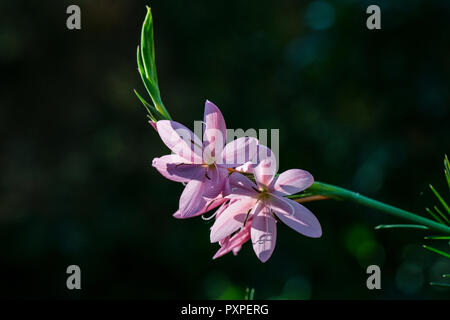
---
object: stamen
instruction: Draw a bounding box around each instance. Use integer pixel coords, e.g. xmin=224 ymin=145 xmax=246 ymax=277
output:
xmin=252 ymin=186 xmax=261 ymax=193
xmin=175 ymin=163 xmax=188 ymax=167
xmin=204 ymin=198 xmax=219 ymax=212
xmin=243 ymin=208 xmax=252 ymax=227
xmin=270 ymin=209 xmax=279 ymax=221
xmin=190 ymin=138 xmax=203 ymax=150
xmin=201 ymin=210 xmax=217 ymax=221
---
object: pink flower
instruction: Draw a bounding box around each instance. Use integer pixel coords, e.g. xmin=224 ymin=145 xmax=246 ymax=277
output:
xmin=210 ymin=146 xmax=322 ymax=262
xmin=152 ymin=100 xmax=258 ymax=218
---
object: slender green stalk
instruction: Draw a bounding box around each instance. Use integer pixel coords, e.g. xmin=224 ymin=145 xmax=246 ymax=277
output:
xmin=424 ymin=236 xmax=450 ymax=240
xmin=434 ymin=206 xmax=450 ymax=224
xmin=374 ymin=224 xmax=429 ymax=230
xmin=244 ymin=288 xmax=255 ymax=300
xmin=425 ymin=207 xmax=445 ymax=225
xmin=422 ymin=245 xmax=450 ymax=258
xmin=292 ymin=182 xmax=450 ymax=235
xmin=429 ymin=184 xmax=450 ymax=215
xmin=430 ymin=282 xmax=450 ymax=287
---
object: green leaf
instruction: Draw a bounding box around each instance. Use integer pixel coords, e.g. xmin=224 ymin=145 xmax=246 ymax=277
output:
xmin=444 ymin=154 xmax=450 ymax=191
xmin=425 ymin=207 xmax=445 ymax=225
xmin=137 ymin=7 xmax=171 ymax=120
xmin=137 ymin=45 xmax=166 ymax=119
xmin=249 ymin=288 xmax=255 ymax=300
xmin=429 ymin=184 xmax=450 ymax=215
xmin=374 ymin=224 xmax=429 ymax=230
xmin=141 ymin=6 xmax=158 ymax=85
xmin=134 ymin=89 xmax=164 ymax=121
xmin=429 ymin=282 xmax=450 ymax=287
xmin=422 ymin=245 xmax=450 ymax=258
xmin=244 ymin=288 xmax=255 ymax=300
xmin=434 ymin=206 xmax=450 ymax=225
xmin=424 ymin=236 xmax=450 ymax=240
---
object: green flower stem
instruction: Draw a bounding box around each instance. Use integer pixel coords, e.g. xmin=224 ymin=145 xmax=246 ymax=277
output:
xmin=374 ymin=224 xmax=429 ymax=230
xmin=291 ymin=181 xmax=450 ymax=235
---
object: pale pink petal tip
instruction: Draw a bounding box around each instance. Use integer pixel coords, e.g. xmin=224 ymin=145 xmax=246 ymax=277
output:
xmin=203 ymin=100 xmax=227 ymax=152
xmin=270 ymin=197 xmax=322 ymax=238
xmin=251 ymin=203 xmax=277 ymax=263
xmin=156 ymin=120 xmax=203 ymax=163
xmin=152 ymin=155 xmax=205 ymax=183
xmin=235 ymin=162 xmax=254 ymax=174
xmin=173 ymin=210 xmax=182 ymax=219
xmin=272 ymin=169 xmax=314 ymax=196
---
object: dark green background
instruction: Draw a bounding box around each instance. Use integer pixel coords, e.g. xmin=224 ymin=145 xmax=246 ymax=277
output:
xmin=0 ymin=0 xmax=449 ymax=299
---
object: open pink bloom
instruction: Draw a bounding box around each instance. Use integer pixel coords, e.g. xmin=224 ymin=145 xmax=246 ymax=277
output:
xmin=210 ymin=146 xmax=322 ymax=262
xmin=152 ymin=100 xmax=258 ymax=218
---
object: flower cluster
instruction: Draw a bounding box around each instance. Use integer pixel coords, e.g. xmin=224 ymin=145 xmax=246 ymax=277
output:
xmin=152 ymin=101 xmax=322 ymax=262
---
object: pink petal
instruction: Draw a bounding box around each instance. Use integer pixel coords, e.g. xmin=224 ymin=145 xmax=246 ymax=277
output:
xmin=253 ymin=145 xmax=277 ymax=187
xmin=172 ymin=210 xmax=183 ymax=219
xmin=210 ymin=197 xmax=255 ymax=243
xmin=232 ymin=245 xmax=243 ymax=255
xmin=226 ymin=172 xmax=259 ymax=199
xmin=270 ymin=169 xmax=314 ymax=196
xmin=269 ymin=195 xmax=322 ymax=238
xmin=235 ymin=161 xmax=254 ymax=174
xmin=178 ymin=179 xmax=207 ymax=218
xmin=203 ymin=165 xmax=228 ymax=199
xmin=156 ymin=120 xmax=203 ymax=163
xmin=220 ymin=137 xmax=258 ymax=168
xmin=251 ymin=201 xmax=277 ymax=263
xmin=221 ymin=173 xmax=232 ymax=197
xmin=213 ymin=222 xmax=251 ymax=259
xmin=214 ymin=200 xmax=231 ymax=219
xmin=219 ymin=236 xmax=229 ymax=247
xmin=203 ymin=100 xmax=227 ymax=154
xmin=173 ymin=197 xmax=227 ymax=219
xmin=152 ymin=155 xmax=205 ymax=183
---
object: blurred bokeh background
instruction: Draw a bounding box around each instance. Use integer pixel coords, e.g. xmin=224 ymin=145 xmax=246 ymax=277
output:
xmin=0 ymin=0 xmax=449 ymax=299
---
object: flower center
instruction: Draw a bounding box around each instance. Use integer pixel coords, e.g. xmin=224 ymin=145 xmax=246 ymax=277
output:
xmin=204 ymin=155 xmax=215 ymax=166
xmin=203 ymin=162 xmax=216 ymax=169
xmin=257 ymin=186 xmax=271 ymax=201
